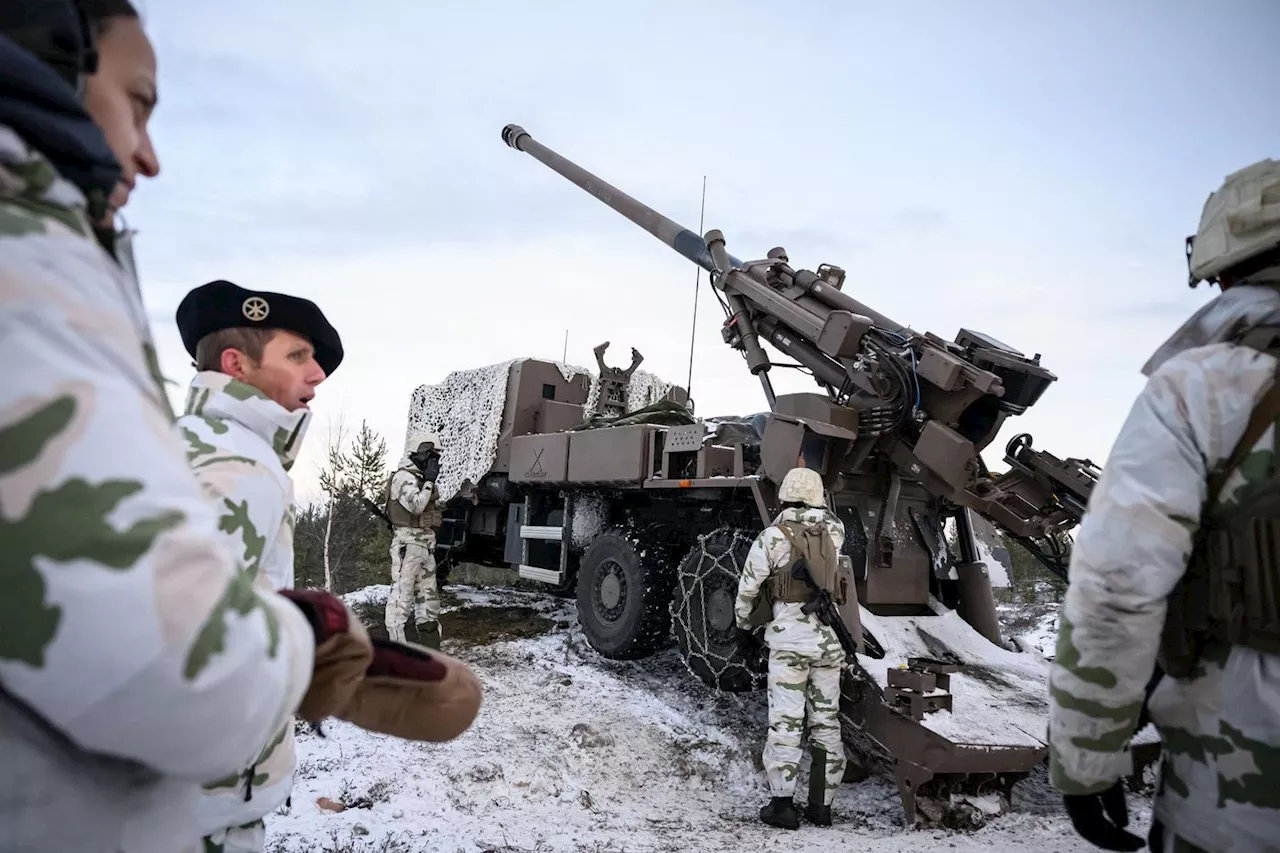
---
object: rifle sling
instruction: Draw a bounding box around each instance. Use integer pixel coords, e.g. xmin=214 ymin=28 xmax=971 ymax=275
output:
xmin=1206 ymin=372 xmax=1280 ymax=507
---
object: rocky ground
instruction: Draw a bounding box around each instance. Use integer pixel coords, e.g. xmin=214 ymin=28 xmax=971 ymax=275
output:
xmin=261 ymin=580 xmax=1154 ymax=853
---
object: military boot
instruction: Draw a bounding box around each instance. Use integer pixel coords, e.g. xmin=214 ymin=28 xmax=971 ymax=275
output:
xmin=415 ymin=621 xmax=441 ymax=650
xmin=759 ymin=797 xmax=800 ymax=830
xmin=804 ymin=803 xmax=832 ymax=826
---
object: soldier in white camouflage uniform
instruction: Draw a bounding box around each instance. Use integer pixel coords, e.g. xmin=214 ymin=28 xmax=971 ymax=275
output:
xmin=0 ymin=5 xmax=319 ymax=851
xmin=385 ymin=431 xmax=445 ymax=647
xmin=1048 ymin=158 xmax=1280 ymax=853
xmin=172 ymin=278 xmax=342 ymax=853
xmin=0 ymin=6 xmax=482 ymax=851
xmin=734 ymin=467 xmax=848 ymax=830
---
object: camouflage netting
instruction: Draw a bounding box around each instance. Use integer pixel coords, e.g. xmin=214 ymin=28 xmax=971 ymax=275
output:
xmin=405 ymin=358 xmax=683 ymax=502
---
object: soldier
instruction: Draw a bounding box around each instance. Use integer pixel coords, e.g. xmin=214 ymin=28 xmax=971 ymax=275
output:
xmin=1048 ymin=158 xmax=1280 ymax=853
xmin=734 ymin=467 xmax=849 ymax=829
xmin=0 ymin=4 xmax=481 ymax=851
xmin=0 ymin=4 xmax=321 ymax=851
xmin=172 ymin=279 xmax=341 ymax=853
xmin=385 ymin=431 xmax=445 ymax=648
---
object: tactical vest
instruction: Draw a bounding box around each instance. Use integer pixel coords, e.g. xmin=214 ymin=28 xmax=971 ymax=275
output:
xmin=383 ymin=469 xmax=442 ymax=530
xmin=746 ymin=518 xmax=846 ymax=627
xmin=1158 ymin=325 xmax=1280 ymax=678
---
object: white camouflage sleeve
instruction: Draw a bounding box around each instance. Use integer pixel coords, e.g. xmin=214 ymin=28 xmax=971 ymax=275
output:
xmin=0 ymin=232 xmax=316 ymax=784
xmin=1047 ymin=341 xmax=1277 ymax=794
xmin=392 ymin=468 xmax=434 ymax=515
xmin=734 ymin=526 xmax=788 ymax=628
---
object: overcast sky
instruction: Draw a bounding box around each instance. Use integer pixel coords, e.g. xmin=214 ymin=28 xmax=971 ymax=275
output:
xmin=127 ymin=0 xmax=1280 ymax=505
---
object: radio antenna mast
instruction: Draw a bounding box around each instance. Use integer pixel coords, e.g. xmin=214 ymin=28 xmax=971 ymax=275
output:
xmin=684 ymin=175 xmax=707 ymax=398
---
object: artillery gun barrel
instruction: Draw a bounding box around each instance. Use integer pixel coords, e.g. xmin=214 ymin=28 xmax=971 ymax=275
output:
xmin=502 ymin=124 xmax=743 ymax=274
xmin=503 ymin=124 xmax=912 ymax=339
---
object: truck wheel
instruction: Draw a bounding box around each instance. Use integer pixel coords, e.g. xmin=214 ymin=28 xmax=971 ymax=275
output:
xmin=575 ymin=529 xmax=674 ymax=660
xmin=671 ymin=527 xmax=767 ymax=693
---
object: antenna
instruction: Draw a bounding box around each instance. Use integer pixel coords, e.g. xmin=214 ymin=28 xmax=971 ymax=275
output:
xmin=562 ymin=329 xmax=568 ymax=363
xmin=685 ymin=175 xmax=707 ymax=397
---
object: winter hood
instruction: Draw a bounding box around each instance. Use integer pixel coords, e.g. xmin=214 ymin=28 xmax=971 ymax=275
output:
xmin=0 ymin=33 xmax=119 ymax=208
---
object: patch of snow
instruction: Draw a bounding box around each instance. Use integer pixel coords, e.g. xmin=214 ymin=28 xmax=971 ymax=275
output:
xmin=341 ymin=584 xmax=391 ymax=608
xmin=440 ymin=584 xmax=568 ymax=617
xmin=265 ymin=584 xmax=1153 ymax=852
xmin=857 ymin=599 xmax=1055 ymax=747
xmin=974 ymin=536 xmax=1011 ymax=588
xmin=965 ymin=792 xmax=1006 ymax=816
xmin=1018 ymin=610 xmax=1061 ymax=660
xmin=967 ymin=514 xmax=1013 ymax=588
xmin=570 ymin=491 xmax=610 ymax=547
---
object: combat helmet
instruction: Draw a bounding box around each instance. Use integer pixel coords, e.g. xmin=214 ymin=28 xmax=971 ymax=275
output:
xmin=405 ymin=430 xmax=441 ymax=455
xmin=1187 ymin=158 xmax=1280 ymax=288
xmin=778 ymin=467 xmax=826 ymax=508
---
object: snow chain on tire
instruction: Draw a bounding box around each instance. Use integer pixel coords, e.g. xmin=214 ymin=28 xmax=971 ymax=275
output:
xmin=670 ymin=527 xmax=768 ymax=693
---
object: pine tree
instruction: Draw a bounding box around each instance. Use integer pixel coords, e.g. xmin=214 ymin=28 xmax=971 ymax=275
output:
xmin=312 ymin=415 xmax=395 ymax=594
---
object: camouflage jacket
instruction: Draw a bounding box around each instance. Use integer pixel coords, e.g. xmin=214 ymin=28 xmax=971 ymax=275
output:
xmin=734 ymin=506 xmax=847 ymax=661
xmin=1048 ymin=283 xmax=1280 ymax=851
xmin=388 ymin=454 xmax=438 ymax=536
xmin=0 ymin=87 xmax=315 ymax=853
xmin=175 ymin=371 xmax=312 ymax=837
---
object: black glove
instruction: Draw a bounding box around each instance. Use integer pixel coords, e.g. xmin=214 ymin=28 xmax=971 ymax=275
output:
xmin=421 ymin=455 xmax=440 ymax=482
xmin=1063 ymin=781 xmax=1145 ymax=851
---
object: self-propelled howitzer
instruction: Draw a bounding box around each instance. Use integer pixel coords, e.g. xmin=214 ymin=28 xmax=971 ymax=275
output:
xmin=501 ymin=123 xmax=1098 ymax=579
xmin=494 ymin=124 xmax=1154 ymax=827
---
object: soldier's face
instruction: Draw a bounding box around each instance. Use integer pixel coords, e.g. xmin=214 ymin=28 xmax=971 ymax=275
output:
xmin=222 ymin=329 xmax=327 ymax=412
xmin=82 ymin=16 xmax=160 ymax=224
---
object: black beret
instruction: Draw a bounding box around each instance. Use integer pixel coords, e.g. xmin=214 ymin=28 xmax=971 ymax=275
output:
xmin=175 ymin=279 xmax=344 ymax=376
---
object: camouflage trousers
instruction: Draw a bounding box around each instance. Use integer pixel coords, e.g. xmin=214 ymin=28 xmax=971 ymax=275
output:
xmin=762 ymin=648 xmax=846 ymax=804
xmin=202 ymin=819 xmax=264 ymax=853
xmin=386 ymin=528 xmax=439 ymax=642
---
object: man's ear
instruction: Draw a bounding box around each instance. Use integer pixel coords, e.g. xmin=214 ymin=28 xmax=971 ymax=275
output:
xmin=219 ymin=347 xmax=249 ymax=379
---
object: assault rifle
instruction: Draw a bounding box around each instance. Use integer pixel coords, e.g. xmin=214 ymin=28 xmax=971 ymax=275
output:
xmin=791 ymin=557 xmax=860 ymax=658
xmin=361 ymin=497 xmax=393 ymax=532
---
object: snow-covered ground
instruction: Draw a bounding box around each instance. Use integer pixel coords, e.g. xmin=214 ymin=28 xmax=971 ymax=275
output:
xmin=261 ymin=583 xmax=1153 ymax=852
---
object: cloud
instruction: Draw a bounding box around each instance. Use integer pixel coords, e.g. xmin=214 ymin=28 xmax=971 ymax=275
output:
xmin=129 ymin=0 xmax=1278 ymax=512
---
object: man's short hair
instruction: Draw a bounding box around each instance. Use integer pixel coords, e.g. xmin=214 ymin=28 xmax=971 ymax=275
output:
xmin=194 ymin=326 xmax=277 ymax=372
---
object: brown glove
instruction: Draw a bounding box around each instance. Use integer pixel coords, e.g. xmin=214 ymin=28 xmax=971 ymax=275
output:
xmin=344 ymin=639 xmax=482 ymax=741
xmin=281 ymin=589 xmax=481 ymax=742
xmin=281 ymin=588 xmax=374 ymax=723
